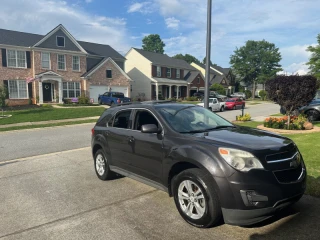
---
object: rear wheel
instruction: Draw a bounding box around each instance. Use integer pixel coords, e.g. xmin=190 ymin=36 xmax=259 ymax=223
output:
xmin=306 ymin=110 xmax=320 ymax=122
xmin=111 ymin=101 xmax=115 ymax=106
xmin=220 ymin=106 xmax=224 ymax=112
xmin=209 ymin=107 xmax=213 ymax=112
xmin=98 ymin=98 xmax=102 ymax=105
xmin=94 ymin=149 xmax=116 ymax=180
xmin=172 ymin=169 xmax=222 ymax=228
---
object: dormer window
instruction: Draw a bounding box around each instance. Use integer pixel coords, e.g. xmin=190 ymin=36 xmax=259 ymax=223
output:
xmin=57 ymin=36 xmax=65 ymax=47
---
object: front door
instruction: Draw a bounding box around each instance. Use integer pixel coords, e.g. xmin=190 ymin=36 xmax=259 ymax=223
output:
xmin=43 ymin=83 xmax=52 ymax=102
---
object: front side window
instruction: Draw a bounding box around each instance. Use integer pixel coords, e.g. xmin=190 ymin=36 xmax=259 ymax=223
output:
xmin=112 ymin=110 xmax=132 ymax=129
xmin=8 ymin=80 xmax=28 ymax=99
xmin=156 ymin=105 xmax=233 ymax=133
xmin=176 ymin=69 xmax=180 ymax=78
xmin=41 ymin=52 xmax=50 ymax=69
xmin=7 ymin=50 xmax=26 ymax=68
xmin=134 ymin=110 xmax=159 ymax=130
xmin=167 ymin=68 xmax=171 ymax=78
xmin=72 ymin=56 xmax=80 ymax=71
xmin=57 ymin=36 xmax=65 ymax=47
xmin=57 ymin=54 xmax=66 ymax=70
xmin=62 ymin=82 xmax=80 ymax=98
xmin=157 ymin=66 xmax=161 ymax=77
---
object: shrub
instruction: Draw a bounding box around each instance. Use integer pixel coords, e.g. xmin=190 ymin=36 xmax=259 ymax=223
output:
xmin=0 ymin=84 xmax=8 ymax=108
xmin=169 ymin=98 xmax=176 ymax=102
xmin=236 ymin=113 xmax=251 ymax=121
xmin=177 ymin=98 xmax=182 ymax=102
xmin=263 ymin=114 xmax=308 ymax=130
xmin=78 ymin=95 xmax=90 ymax=104
xmin=245 ymin=90 xmax=252 ymax=99
xmin=259 ymin=90 xmax=267 ymax=100
xmin=185 ymin=96 xmax=198 ymax=101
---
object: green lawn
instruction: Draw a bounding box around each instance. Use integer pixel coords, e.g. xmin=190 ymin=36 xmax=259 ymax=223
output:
xmin=235 ymin=121 xmax=320 ymax=197
xmin=0 ymin=106 xmax=105 ymax=125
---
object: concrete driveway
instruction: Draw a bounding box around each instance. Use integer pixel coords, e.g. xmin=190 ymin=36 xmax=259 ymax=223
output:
xmin=0 ymin=148 xmax=318 ymax=240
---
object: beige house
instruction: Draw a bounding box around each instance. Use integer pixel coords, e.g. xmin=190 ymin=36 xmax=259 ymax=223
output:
xmin=125 ymin=48 xmax=201 ymax=100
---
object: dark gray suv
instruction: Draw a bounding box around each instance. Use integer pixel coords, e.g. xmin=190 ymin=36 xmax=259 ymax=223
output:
xmin=91 ymin=102 xmax=306 ymax=228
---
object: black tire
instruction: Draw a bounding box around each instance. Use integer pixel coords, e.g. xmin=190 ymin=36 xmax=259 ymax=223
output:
xmin=94 ymin=149 xmax=116 ymax=180
xmin=111 ymin=101 xmax=115 ymax=106
xmin=306 ymin=110 xmax=320 ymax=122
xmin=172 ymin=169 xmax=222 ymax=228
xmin=220 ymin=106 xmax=224 ymax=112
xmin=243 ymin=104 xmax=245 ymax=108
xmin=209 ymin=107 xmax=213 ymax=112
xmin=98 ymin=98 xmax=102 ymax=105
xmin=233 ymin=105 xmax=236 ymax=110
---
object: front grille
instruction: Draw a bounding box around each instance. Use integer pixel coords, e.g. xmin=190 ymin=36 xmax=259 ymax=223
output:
xmin=273 ymin=164 xmax=303 ymax=183
xmin=265 ymin=144 xmax=297 ymax=163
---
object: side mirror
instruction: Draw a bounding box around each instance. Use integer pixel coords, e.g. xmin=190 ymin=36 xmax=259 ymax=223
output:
xmin=141 ymin=124 xmax=161 ymax=134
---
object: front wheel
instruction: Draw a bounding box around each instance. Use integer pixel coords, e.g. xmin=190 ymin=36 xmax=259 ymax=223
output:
xmin=172 ymin=169 xmax=222 ymax=228
xmin=306 ymin=110 xmax=320 ymax=122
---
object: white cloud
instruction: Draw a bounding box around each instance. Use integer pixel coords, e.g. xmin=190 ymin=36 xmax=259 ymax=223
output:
xmin=280 ymin=44 xmax=315 ymax=60
xmin=165 ymin=17 xmax=180 ymax=29
xmin=279 ymin=62 xmax=310 ymax=75
xmin=85 ymin=0 xmax=93 ymax=3
xmin=127 ymin=2 xmax=154 ymax=14
xmin=0 ymin=0 xmax=131 ymax=54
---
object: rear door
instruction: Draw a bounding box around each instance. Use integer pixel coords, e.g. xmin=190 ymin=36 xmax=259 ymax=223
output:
xmin=104 ymin=109 xmax=134 ymax=169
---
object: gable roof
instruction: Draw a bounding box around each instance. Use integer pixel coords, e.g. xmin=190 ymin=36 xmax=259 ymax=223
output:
xmin=82 ymin=57 xmax=131 ymax=80
xmin=132 ymin=48 xmax=196 ymax=70
xmin=185 ymin=71 xmax=203 ymax=83
xmin=33 ymin=24 xmax=87 ymax=54
xmin=0 ymin=26 xmax=125 ymax=60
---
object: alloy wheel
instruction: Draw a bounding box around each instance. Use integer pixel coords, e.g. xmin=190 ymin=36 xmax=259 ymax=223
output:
xmin=178 ymin=180 xmax=206 ymax=220
xmin=95 ymin=153 xmax=105 ymax=176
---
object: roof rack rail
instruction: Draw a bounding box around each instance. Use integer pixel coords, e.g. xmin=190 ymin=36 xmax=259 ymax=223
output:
xmin=110 ymin=101 xmax=141 ymax=108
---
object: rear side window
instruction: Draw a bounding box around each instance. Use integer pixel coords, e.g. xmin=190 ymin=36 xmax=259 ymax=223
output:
xmin=112 ymin=110 xmax=132 ymax=129
xmin=96 ymin=108 xmax=116 ymax=127
xmin=112 ymin=93 xmax=124 ymax=98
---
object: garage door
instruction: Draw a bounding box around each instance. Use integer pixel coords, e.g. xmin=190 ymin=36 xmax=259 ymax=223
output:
xmin=109 ymin=86 xmax=128 ymax=97
xmin=89 ymin=85 xmax=109 ymax=103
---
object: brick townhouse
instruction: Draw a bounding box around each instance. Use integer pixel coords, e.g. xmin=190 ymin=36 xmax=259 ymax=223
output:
xmin=0 ymin=24 xmax=131 ymax=106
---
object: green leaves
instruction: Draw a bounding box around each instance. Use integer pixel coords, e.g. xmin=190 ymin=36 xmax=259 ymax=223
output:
xmin=230 ymin=40 xmax=283 ymax=88
xmin=142 ymin=34 xmax=165 ymax=54
xmin=172 ymin=53 xmax=200 ymax=64
xmin=306 ymin=34 xmax=320 ymax=79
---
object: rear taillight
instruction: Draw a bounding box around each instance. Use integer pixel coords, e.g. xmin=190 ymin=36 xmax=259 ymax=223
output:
xmin=91 ymin=128 xmax=94 ymax=136
xmin=117 ymin=98 xmax=121 ymax=103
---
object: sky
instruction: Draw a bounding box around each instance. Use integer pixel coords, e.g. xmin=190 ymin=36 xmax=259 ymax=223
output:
xmin=0 ymin=0 xmax=319 ymax=75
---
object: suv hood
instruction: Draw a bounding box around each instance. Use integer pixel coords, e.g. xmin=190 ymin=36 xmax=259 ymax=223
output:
xmin=193 ymin=126 xmax=292 ymax=151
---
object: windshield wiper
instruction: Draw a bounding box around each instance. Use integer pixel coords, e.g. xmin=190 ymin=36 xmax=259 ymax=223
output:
xmin=210 ymin=125 xmax=235 ymax=129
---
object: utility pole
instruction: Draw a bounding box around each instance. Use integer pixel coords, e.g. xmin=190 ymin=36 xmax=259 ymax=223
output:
xmin=204 ymin=0 xmax=212 ymax=109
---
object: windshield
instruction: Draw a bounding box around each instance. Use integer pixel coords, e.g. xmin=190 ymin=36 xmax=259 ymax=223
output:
xmin=226 ymin=99 xmax=235 ymax=102
xmin=155 ymin=105 xmax=233 ymax=133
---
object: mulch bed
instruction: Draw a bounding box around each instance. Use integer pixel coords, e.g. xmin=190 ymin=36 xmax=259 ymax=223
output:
xmin=1 ymin=105 xmax=41 ymax=111
xmin=257 ymin=125 xmax=320 ymax=134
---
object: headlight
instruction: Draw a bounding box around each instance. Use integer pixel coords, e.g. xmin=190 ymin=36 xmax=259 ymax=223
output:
xmin=218 ymin=148 xmax=264 ymax=172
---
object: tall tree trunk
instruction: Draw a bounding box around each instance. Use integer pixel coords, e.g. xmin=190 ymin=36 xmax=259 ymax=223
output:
xmin=252 ymin=81 xmax=255 ymax=100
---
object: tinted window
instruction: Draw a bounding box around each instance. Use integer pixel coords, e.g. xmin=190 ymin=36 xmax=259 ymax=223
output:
xmin=103 ymin=92 xmax=111 ymax=97
xmin=134 ymin=110 xmax=159 ymax=130
xmin=113 ymin=110 xmax=132 ymax=129
xmin=226 ymin=99 xmax=235 ymax=102
xmin=96 ymin=108 xmax=116 ymax=127
xmin=112 ymin=93 xmax=124 ymax=98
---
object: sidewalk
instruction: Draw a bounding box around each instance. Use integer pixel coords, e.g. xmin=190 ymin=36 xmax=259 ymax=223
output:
xmin=0 ymin=116 xmax=99 ymax=129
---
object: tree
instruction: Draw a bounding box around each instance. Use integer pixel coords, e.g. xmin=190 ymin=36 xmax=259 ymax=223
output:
xmin=210 ymin=83 xmax=225 ymax=95
xmin=0 ymin=84 xmax=8 ymax=108
xmin=230 ymin=40 xmax=282 ymax=99
xmin=142 ymin=34 xmax=165 ymax=53
xmin=266 ymin=75 xmax=317 ymax=127
xmin=202 ymin=57 xmax=213 ymax=65
xmin=173 ymin=54 xmax=200 ymax=64
xmin=306 ymin=34 xmax=320 ymax=79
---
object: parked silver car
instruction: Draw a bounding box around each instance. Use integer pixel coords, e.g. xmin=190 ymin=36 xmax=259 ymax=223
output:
xmin=231 ymin=92 xmax=246 ymax=100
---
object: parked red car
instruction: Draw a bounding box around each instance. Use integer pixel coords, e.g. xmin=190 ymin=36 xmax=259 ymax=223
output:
xmin=225 ymin=98 xmax=245 ymax=110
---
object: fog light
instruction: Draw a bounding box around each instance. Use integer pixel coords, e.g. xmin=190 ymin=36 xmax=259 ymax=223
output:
xmin=240 ymin=190 xmax=268 ymax=207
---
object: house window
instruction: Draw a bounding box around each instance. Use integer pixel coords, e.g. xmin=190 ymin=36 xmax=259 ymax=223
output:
xmin=72 ymin=56 xmax=80 ymax=71
xmin=166 ymin=68 xmax=171 ymax=78
xmin=57 ymin=54 xmax=66 ymax=70
xmin=197 ymin=77 xmax=200 ymax=84
xmin=62 ymin=82 xmax=81 ymax=98
xmin=157 ymin=66 xmax=161 ymax=77
xmin=8 ymin=80 xmax=28 ymax=99
xmin=106 ymin=69 xmax=112 ymax=78
xmin=176 ymin=69 xmax=180 ymax=79
xmin=57 ymin=36 xmax=65 ymax=47
xmin=7 ymin=50 xmax=26 ymax=68
xmin=41 ymin=52 xmax=50 ymax=69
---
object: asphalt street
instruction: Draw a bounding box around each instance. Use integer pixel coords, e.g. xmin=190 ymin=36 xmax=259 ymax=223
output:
xmin=0 ymin=148 xmax=319 ymax=240
xmin=0 ymin=102 xmax=280 ymax=162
